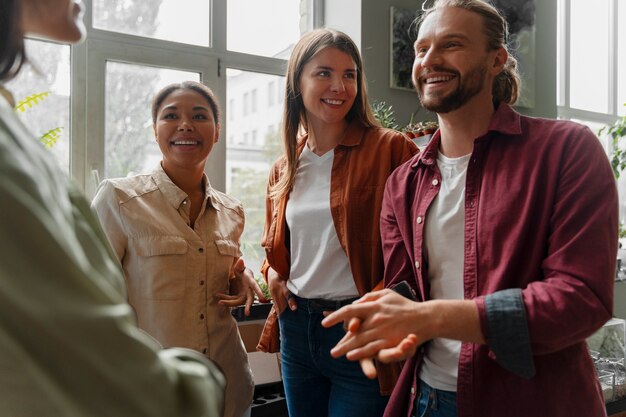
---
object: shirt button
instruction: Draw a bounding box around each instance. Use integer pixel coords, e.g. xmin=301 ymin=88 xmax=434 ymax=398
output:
xmin=432 ymin=179 xmax=439 ymax=186
xmin=411 ymin=386 xmax=416 ymax=395
xmin=202 ymin=348 xmax=208 ymax=354
xmin=182 ymin=201 xmax=187 ymax=205
xmin=416 ymin=216 xmax=423 ymax=224
xmin=200 ymin=280 xmax=205 ymax=286
xmin=415 ymin=261 xmax=420 ymax=269
xmin=200 ymin=314 xmax=205 ymax=320
xmin=198 ymin=247 xmax=204 ymax=253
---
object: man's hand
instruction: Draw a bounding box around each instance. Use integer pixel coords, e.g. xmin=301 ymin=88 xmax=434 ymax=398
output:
xmin=216 ymin=258 xmax=267 ymax=316
xmin=322 ymin=290 xmax=426 ymax=364
xmin=322 ymin=289 xmax=484 ymax=373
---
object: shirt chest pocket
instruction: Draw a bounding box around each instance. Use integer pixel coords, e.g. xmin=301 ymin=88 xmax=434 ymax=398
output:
xmin=132 ymin=236 xmax=189 ymax=300
xmin=211 ymin=239 xmax=241 ymax=293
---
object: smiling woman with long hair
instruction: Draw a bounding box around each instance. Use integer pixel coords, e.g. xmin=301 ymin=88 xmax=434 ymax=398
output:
xmin=256 ymin=28 xmax=418 ymax=417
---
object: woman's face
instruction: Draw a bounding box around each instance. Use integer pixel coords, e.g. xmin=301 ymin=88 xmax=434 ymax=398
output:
xmin=21 ymin=0 xmax=86 ymax=43
xmin=298 ymin=47 xmax=358 ymax=129
xmin=154 ymin=88 xmax=220 ymax=174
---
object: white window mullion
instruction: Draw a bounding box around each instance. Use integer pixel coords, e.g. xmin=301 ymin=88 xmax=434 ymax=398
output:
xmin=608 ymin=0 xmax=618 ymax=114
xmin=558 ymin=0 xmax=570 ymax=108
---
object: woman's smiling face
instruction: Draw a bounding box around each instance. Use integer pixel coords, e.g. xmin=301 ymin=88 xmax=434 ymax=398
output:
xmin=154 ymin=88 xmax=220 ymax=174
xmin=298 ymin=46 xmax=358 ymax=129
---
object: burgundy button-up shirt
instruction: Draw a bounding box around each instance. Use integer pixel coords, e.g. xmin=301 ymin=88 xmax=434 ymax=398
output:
xmin=382 ymin=104 xmax=618 ymax=417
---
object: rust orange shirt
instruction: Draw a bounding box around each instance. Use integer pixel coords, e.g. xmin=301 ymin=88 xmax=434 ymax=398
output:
xmin=258 ymin=120 xmax=418 ymax=394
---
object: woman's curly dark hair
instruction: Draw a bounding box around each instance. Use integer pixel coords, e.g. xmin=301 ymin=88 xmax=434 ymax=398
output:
xmin=0 ymin=0 xmax=26 ymax=82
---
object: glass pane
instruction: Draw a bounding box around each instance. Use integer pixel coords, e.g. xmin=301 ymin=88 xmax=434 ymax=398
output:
xmin=227 ymin=0 xmax=301 ymax=57
xmin=93 ymin=0 xmax=210 ymax=46
xmin=226 ymin=69 xmax=285 ymax=274
xmin=569 ymin=0 xmax=609 ymax=112
xmin=104 ymin=62 xmax=199 ymax=178
xmin=6 ymin=40 xmax=70 ymax=173
xmin=617 ymin=1 xmax=626 ymax=116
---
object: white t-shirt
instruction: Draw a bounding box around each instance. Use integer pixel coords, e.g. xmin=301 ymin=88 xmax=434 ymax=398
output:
xmin=285 ymin=144 xmax=358 ymax=299
xmin=419 ymin=152 xmax=471 ymax=392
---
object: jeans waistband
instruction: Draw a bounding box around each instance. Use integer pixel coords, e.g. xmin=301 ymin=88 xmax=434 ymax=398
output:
xmin=293 ymin=294 xmax=359 ymax=312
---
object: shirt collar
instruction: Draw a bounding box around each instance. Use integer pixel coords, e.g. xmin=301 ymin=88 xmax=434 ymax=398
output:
xmin=412 ymin=103 xmax=522 ymax=168
xmin=150 ymin=163 xmax=219 ymax=211
xmin=298 ymin=118 xmax=368 ymax=150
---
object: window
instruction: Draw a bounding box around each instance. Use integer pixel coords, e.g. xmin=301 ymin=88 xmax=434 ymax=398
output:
xmin=92 ymin=0 xmax=211 ymax=46
xmin=226 ymin=70 xmax=286 ymax=272
xmin=243 ymin=92 xmax=249 ymax=116
xmin=251 ymin=89 xmax=258 ymax=114
xmin=6 ymin=40 xmax=71 ymax=173
xmin=104 ymin=62 xmax=199 ymax=178
xmin=557 ymin=0 xmax=625 ymax=221
xmin=227 ymin=0 xmax=302 ymax=57
xmin=268 ymin=81 xmax=276 ymax=106
xmin=557 ymin=0 xmax=623 ymax=122
xmin=12 ymin=0 xmax=321 ymax=273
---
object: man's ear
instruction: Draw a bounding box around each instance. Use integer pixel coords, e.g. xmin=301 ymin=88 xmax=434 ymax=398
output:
xmin=491 ymin=47 xmax=508 ymax=76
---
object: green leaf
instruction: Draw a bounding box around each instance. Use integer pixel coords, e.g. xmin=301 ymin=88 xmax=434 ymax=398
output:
xmin=39 ymin=127 xmax=63 ymax=148
xmin=601 ymin=103 xmax=626 ymax=179
xmin=14 ymin=91 xmax=52 ymax=113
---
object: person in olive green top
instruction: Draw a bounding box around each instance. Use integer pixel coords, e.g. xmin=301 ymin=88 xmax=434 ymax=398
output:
xmin=0 ymin=1 xmax=225 ymax=416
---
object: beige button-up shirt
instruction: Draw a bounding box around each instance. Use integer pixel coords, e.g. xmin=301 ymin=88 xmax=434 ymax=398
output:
xmin=1 ymin=94 xmax=224 ymax=417
xmin=92 ymin=165 xmax=253 ymax=417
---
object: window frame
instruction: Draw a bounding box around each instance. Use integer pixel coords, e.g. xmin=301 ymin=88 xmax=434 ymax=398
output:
xmin=557 ymin=0 xmax=621 ymax=126
xmin=53 ymin=0 xmax=323 ymax=197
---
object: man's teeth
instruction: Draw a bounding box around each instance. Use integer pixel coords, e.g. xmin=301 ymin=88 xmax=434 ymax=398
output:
xmin=173 ymin=140 xmax=198 ymax=145
xmin=425 ymin=75 xmax=453 ymax=84
xmin=323 ymin=99 xmax=343 ymax=105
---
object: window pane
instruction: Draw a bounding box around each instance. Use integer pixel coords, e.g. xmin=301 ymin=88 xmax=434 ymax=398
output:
xmin=617 ymin=1 xmax=626 ymax=116
xmin=6 ymin=40 xmax=70 ymax=173
xmin=227 ymin=0 xmax=301 ymax=57
xmin=104 ymin=62 xmax=199 ymax=178
xmin=569 ymin=0 xmax=609 ymax=112
xmin=226 ymin=69 xmax=285 ymax=274
xmin=93 ymin=0 xmax=210 ymax=46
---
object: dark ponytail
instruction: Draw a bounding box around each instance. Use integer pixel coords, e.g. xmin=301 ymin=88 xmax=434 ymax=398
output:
xmin=0 ymin=0 xmax=26 ymax=82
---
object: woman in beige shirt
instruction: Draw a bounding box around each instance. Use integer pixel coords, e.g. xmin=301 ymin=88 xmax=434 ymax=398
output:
xmin=92 ymin=81 xmax=261 ymax=417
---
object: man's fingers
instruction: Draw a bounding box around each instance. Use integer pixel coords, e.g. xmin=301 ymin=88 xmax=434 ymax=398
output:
xmin=352 ymin=290 xmax=388 ymax=304
xmin=359 ymin=357 xmax=377 ymax=379
xmin=377 ymin=334 xmax=419 ymax=363
xmin=321 ymin=303 xmax=368 ymax=328
xmin=347 ymin=317 xmax=361 ymax=333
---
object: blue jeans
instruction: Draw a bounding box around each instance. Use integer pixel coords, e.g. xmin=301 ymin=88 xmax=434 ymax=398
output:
xmin=413 ymin=379 xmax=457 ymax=417
xmin=278 ymin=295 xmax=389 ymax=417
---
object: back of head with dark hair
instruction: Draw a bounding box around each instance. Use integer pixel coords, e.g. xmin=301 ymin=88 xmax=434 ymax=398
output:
xmin=0 ymin=0 xmax=26 ymax=82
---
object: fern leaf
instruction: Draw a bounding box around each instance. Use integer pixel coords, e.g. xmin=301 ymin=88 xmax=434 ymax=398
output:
xmin=15 ymin=92 xmax=51 ymax=113
xmin=39 ymin=127 xmax=63 ymax=148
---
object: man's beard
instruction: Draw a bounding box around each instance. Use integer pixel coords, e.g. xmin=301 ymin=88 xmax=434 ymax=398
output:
xmin=415 ymin=64 xmax=488 ymax=113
